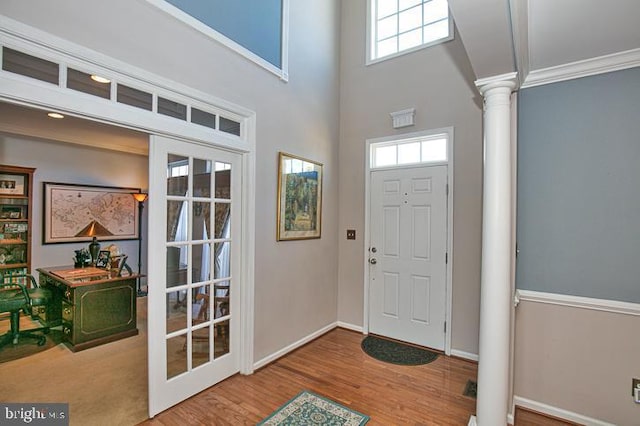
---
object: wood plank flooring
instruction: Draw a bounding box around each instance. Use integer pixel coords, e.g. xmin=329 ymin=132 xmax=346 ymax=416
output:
xmin=142 ymin=328 xmax=478 ymax=425
xmin=514 ymin=407 xmax=581 ymax=426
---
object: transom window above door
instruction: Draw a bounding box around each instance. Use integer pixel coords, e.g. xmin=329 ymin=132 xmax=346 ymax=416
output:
xmin=370 ymin=132 xmax=448 ymax=169
xmin=367 ymin=0 xmax=453 ymax=64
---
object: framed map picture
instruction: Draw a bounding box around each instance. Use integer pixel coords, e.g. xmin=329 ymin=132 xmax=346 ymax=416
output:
xmin=43 ymin=182 xmax=140 ymax=244
xmin=276 ymin=152 xmax=323 ymax=241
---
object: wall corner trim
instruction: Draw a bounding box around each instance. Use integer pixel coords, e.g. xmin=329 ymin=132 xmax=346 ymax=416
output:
xmin=253 ymin=322 xmax=337 ymax=370
xmin=515 ymin=290 xmax=640 ymax=316
xmin=336 ymin=321 xmax=363 ymax=333
xmin=513 ymin=396 xmax=617 ymax=426
xmin=450 ymin=349 xmax=479 ymax=362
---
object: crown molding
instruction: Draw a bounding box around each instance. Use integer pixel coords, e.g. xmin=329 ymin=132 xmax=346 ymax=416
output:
xmin=515 ymin=289 xmax=640 ymax=317
xmin=522 ymin=48 xmax=640 ymax=89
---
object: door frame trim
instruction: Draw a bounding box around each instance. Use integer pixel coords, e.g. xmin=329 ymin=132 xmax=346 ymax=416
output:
xmin=364 ymin=127 xmax=454 ymax=355
xmin=0 ymin=16 xmax=257 ymax=412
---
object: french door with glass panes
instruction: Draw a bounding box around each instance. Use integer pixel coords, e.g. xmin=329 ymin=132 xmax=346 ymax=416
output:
xmin=148 ymin=135 xmax=241 ymax=416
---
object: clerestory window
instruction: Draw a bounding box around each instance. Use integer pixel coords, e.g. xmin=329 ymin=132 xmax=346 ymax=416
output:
xmin=367 ymin=0 xmax=453 ymax=64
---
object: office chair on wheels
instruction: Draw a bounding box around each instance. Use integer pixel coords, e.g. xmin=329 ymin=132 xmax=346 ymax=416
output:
xmin=0 ymin=275 xmax=51 ymax=350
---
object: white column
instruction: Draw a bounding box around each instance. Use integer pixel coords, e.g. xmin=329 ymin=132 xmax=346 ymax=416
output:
xmin=474 ymin=74 xmax=517 ymax=426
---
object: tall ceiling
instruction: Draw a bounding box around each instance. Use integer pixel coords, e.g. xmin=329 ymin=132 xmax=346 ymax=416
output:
xmin=449 ymin=0 xmax=640 ymax=86
xmin=528 ymin=0 xmax=640 ymax=70
xmin=2 ymin=0 xmax=639 ymax=150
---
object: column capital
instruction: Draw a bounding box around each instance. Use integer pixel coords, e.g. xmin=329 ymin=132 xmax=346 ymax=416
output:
xmin=475 ymin=72 xmax=518 ymax=96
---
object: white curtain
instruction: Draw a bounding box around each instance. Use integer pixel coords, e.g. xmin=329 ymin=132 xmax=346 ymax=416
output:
xmin=200 ymin=226 xmax=210 ymax=282
xmin=175 ymin=201 xmax=188 ymax=266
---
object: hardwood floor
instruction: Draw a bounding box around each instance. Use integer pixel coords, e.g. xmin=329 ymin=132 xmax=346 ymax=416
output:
xmin=143 ymin=328 xmax=478 ymax=425
xmin=514 ymin=407 xmax=582 ymax=426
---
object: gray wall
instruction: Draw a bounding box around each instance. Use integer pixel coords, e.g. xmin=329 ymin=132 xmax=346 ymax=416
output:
xmin=0 ymin=0 xmax=341 ymax=363
xmin=0 ymin=135 xmax=148 ymax=276
xmin=165 ymin=0 xmax=282 ymax=68
xmin=338 ymin=0 xmax=483 ymax=355
xmin=517 ymin=68 xmax=640 ymax=303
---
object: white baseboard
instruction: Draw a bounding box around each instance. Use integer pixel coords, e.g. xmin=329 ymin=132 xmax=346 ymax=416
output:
xmin=514 ymin=396 xmax=616 ymax=426
xmin=467 ymin=415 xmax=477 ymax=426
xmin=451 ymin=349 xmax=479 ymax=362
xmin=253 ymin=322 xmax=337 ymax=370
xmin=336 ymin=321 xmax=363 ymax=333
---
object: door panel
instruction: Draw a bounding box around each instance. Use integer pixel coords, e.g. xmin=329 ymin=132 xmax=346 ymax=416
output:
xmin=369 ymin=165 xmax=447 ymax=350
xmin=148 ymin=135 xmax=241 ymax=416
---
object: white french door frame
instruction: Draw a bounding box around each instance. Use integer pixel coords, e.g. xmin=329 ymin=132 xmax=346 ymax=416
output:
xmin=363 ymin=127 xmax=454 ymax=355
xmin=0 ymin=15 xmax=257 ymax=416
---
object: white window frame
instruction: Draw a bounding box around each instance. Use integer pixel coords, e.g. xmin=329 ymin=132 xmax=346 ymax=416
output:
xmin=144 ymin=0 xmax=290 ymax=82
xmin=366 ymin=0 xmax=454 ymax=65
xmin=370 ymin=131 xmax=449 ymax=169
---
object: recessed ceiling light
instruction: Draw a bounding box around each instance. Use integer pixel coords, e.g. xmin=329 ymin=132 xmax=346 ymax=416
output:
xmin=90 ymin=75 xmax=111 ymax=84
xmin=47 ymin=112 xmax=65 ymax=119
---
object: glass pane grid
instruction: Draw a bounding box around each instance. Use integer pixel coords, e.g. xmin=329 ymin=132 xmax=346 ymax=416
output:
xmin=372 ymin=136 xmax=448 ymax=168
xmin=373 ymin=0 xmax=449 ymax=60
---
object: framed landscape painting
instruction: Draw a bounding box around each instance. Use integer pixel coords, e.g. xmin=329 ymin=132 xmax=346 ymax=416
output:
xmin=43 ymin=182 xmax=140 ymax=244
xmin=276 ymin=152 xmax=323 ymax=241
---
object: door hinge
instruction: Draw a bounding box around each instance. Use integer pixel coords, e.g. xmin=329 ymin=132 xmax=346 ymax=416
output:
xmin=445 ymin=252 xmax=448 ymax=264
xmin=446 ymin=183 xmax=449 ymax=196
xmin=444 ymin=322 xmax=447 ymax=333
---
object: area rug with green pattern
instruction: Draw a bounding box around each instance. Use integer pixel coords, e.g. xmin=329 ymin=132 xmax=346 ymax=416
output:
xmin=361 ymin=335 xmax=439 ymax=366
xmin=258 ymin=390 xmax=369 ymax=425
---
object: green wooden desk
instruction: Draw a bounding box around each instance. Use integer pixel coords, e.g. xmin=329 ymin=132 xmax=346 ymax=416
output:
xmin=37 ymin=266 xmax=139 ymax=352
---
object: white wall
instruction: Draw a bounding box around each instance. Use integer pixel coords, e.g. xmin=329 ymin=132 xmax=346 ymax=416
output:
xmin=0 ymin=135 xmax=148 ymax=276
xmin=338 ymin=0 xmax=483 ymax=354
xmin=0 ymin=0 xmax=341 ymax=362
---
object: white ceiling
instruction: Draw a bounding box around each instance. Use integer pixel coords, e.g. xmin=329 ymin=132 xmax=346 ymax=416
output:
xmin=0 ymin=102 xmax=148 ymax=155
xmin=450 ymin=0 xmax=640 ymax=85
xmin=528 ymin=0 xmax=640 ymax=70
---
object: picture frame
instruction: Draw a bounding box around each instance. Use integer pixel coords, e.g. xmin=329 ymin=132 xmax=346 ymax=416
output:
xmin=0 ymin=173 xmax=25 ymax=196
xmin=276 ymin=152 xmax=323 ymax=241
xmin=43 ymin=182 xmax=140 ymax=244
xmin=95 ymin=250 xmax=111 ymax=268
xmin=115 ymin=254 xmax=131 ymax=277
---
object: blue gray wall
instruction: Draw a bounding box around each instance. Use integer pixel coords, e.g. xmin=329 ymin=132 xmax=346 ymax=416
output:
xmin=516 ymin=67 xmax=640 ymax=303
xmin=166 ymin=0 xmax=282 ymax=68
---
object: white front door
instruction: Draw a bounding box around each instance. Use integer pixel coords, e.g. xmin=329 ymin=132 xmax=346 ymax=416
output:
xmin=369 ymin=165 xmax=447 ymax=350
xmin=148 ymin=135 xmax=242 ymax=416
